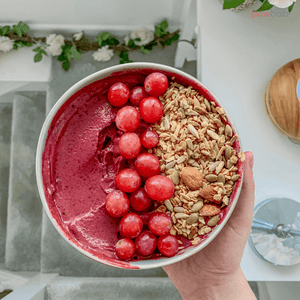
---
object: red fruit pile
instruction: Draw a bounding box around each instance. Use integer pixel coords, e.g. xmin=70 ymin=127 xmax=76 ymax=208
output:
xmin=105 ymin=72 xmax=179 ymax=261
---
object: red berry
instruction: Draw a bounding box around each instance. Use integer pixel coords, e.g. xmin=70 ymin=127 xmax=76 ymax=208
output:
xmin=144 ymin=72 xmax=169 ymax=97
xmin=115 ymin=238 xmax=135 ymax=260
xmin=130 ymin=86 xmax=149 ymax=106
xmin=145 ymin=175 xmax=174 ymax=202
xmin=120 ymin=213 xmax=143 ymax=239
xmin=119 ymin=133 xmax=141 ymax=159
xmin=149 ymin=212 xmax=172 ymax=236
xmin=115 ymin=106 xmax=140 ymax=132
xmin=105 ymin=191 xmax=129 ymax=218
xmin=135 ymin=231 xmax=157 ymax=256
xmin=140 ymin=130 xmax=159 ymax=148
xmin=139 ymin=97 xmax=164 ymax=123
xmin=130 ymin=187 xmax=152 ymax=212
xmin=158 ymin=234 xmax=179 ymax=257
xmin=116 ymin=169 xmax=141 ymax=193
xmin=134 ymin=153 xmax=160 ymax=178
xmin=108 ymin=82 xmax=130 ymax=107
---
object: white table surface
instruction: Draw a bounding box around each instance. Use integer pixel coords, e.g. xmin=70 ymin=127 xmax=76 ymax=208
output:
xmin=198 ymin=0 xmax=300 ymax=281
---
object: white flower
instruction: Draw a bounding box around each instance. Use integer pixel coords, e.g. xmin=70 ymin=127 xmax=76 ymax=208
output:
xmin=129 ymin=27 xmax=154 ymax=46
xmin=0 ymin=36 xmax=14 ymax=53
xmin=92 ymin=45 xmax=114 ymax=62
xmin=73 ymin=31 xmax=83 ymax=41
xmin=269 ymin=0 xmax=297 ymax=8
xmin=124 ymin=34 xmax=130 ymax=46
xmin=46 ymin=34 xmax=65 ymax=56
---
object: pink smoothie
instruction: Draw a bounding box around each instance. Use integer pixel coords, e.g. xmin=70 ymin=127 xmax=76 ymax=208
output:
xmin=42 ymin=69 xmax=243 ymax=265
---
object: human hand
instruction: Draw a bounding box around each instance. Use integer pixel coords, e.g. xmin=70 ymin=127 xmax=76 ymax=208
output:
xmin=164 ymin=151 xmax=256 ymax=300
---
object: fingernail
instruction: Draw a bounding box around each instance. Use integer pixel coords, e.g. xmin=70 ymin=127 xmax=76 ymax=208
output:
xmin=245 ymin=151 xmax=254 ymax=169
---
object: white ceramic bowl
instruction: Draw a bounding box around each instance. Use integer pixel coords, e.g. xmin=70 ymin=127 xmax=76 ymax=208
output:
xmin=36 ymin=62 xmax=243 ymax=270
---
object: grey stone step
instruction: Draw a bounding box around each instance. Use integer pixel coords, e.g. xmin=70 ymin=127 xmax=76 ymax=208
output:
xmin=0 ymin=103 xmax=13 ymax=263
xmin=5 ymin=92 xmax=46 ymax=271
xmin=45 ymin=277 xmax=182 ymax=300
xmin=41 ymin=49 xmax=195 ymax=276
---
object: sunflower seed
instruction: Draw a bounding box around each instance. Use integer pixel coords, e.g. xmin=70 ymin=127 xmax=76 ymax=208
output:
xmin=205 ymin=174 xmax=218 ymax=182
xmin=215 ymin=161 xmax=225 ymax=174
xmin=175 ymin=213 xmax=189 ymax=219
xmin=171 ymin=171 xmax=180 ymax=184
xmin=216 ymin=146 xmax=225 ymax=160
xmin=163 ymin=118 xmax=170 ymax=130
xmin=188 ymin=124 xmax=199 ymax=138
xmin=193 ymin=97 xmax=200 ymax=107
xmin=164 ymin=199 xmax=174 ymax=212
xmin=207 ymin=216 xmax=220 ymax=227
xmin=177 ymin=156 xmax=187 ymax=164
xmin=174 ymin=207 xmax=185 ymax=213
xmin=186 ymin=138 xmax=194 ymax=150
xmin=225 ymin=145 xmax=232 ymax=159
xmin=207 ymin=130 xmax=219 ymax=141
xmin=225 ymin=124 xmax=232 ymax=137
xmin=209 ymin=161 xmax=220 ymax=172
xmin=204 ymin=99 xmax=211 ymax=111
xmin=217 ymin=173 xmax=226 ymax=184
xmin=231 ymin=174 xmax=240 ymax=181
xmin=186 ymin=213 xmax=199 ymax=225
xmin=191 ymin=201 xmax=204 ymax=212
xmin=166 ymin=161 xmax=176 ymax=169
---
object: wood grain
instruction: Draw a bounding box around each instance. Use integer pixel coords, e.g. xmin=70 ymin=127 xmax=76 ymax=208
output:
xmin=265 ymin=58 xmax=300 ymax=141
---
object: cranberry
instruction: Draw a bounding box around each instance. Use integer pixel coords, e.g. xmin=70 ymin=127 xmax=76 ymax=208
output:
xmin=144 ymin=72 xmax=169 ymax=97
xmin=119 ymin=213 xmax=143 ymax=239
xmin=130 ymin=86 xmax=149 ymax=106
xmin=134 ymin=153 xmax=160 ymax=178
xmin=115 ymin=238 xmax=135 ymax=260
xmin=130 ymin=187 xmax=152 ymax=212
xmin=116 ymin=169 xmax=141 ymax=193
xmin=139 ymin=97 xmax=164 ymax=123
xmin=158 ymin=234 xmax=179 ymax=257
xmin=108 ymin=82 xmax=130 ymax=107
xmin=149 ymin=212 xmax=172 ymax=236
xmin=115 ymin=106 xmax=140 ymax=132
xmin=145 ymin=175 xmax=174 ymax=202
xmin=135 ymin=231 xmax=157 ymax=256
xmin=105 ymin=191 xmax=129 ymax=218
xmin=119 ymin=133 xmax=141 ymax=159
xmin=140 ymin=130 xmax=159 ymax=149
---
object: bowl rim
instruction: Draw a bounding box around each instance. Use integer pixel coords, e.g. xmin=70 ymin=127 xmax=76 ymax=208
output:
xmin=36 ymin=62 xmax=244 ymax=269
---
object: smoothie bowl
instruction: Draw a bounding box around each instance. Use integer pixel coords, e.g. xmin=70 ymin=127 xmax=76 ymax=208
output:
xmin=36 ymin=63 xmax=244 ymax=269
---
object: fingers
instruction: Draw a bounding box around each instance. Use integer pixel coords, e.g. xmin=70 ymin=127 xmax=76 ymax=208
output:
xmin=227 ymin=151 xmax=255 ymax=230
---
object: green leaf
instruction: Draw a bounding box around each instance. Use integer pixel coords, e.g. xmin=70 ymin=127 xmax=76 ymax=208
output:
xmin=140 ymin=46 xmax=150 ymax=54
xmin=41 ymin=49 xmax=48 ymax=55
xmin=20 ymin=22 xmax=29 ymax=34
xmin=34 ymin=52 xmax=43 ymax=62
xmin=255 ymin=0 xmax=273 ymax=11
xmin=223 ymin=0 xmax=246 ymax=9
xmin=160 ymin=20 xmax=168 ymax=31
xmin=12 ymin=21 xmax=30 ymax=37
xmin=0 ymin=26 xmax=10 ymax=36
xmin=135 ymin=38 xmax=141 ymax=42
xmin=82 ymin=37 xmax=90 ymax=43
xmin=119 ymin=51 xmax=132 ymax=64
xmin=69 ymin=45 xmax=81 ymax=60
xmin=62 ymin=60 xmax=70 ymax=71
xmin=288 ymin=3 xmax=295 ymax=12
xmin=128 ymin=39 xmax=137 ymax=49
xmin=13 ymin=25 xmax=22 ymax=37
xmin=94 ymin=32 xmax=111 ymax=47
xmin=33 ymin=46 xmax=41 ymax=52
xmin=13 ymin=43 xmax=18 ymax=50
xmin=171 ymin=33 xmax=180 ymax=41
xmin=107 ymin=37 xmax=119 ymax=46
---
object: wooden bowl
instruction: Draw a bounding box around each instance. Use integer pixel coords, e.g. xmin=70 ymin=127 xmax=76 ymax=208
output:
xmin=265 ymin=59 xmax=300 ymax=143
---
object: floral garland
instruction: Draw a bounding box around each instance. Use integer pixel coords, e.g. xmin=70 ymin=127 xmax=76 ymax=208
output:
xmin=0 ymin=20 xmax=180 ymax=71
xmin=223 ymin=0 xmax=297 ymax=11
